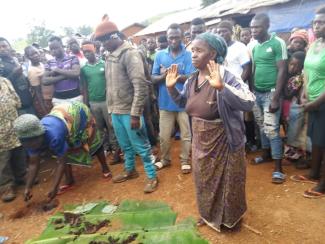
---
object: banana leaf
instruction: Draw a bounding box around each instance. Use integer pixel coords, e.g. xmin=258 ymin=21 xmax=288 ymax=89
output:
xmin=26 ymin=200 xmax=208 ymax=244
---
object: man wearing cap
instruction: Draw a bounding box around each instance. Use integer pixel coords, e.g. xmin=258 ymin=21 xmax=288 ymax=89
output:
xmin=94 ymin=15 xmax=158 ymax=193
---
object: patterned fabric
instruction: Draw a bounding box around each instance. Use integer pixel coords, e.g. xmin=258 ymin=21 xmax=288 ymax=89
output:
xmin=0 ymin=77 xmax=21 ymax=152
xmin=191 ymin=117 xmax=246 ymax=231
xmin=283 ymin=73 xmax=304 ymax=100
xmin=49 ymin=102 xmax=102 ymax=166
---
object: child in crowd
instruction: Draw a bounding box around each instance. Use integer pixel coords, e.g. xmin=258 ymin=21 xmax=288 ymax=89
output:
xmin=282 ymin=51 xmax=308 ymax=165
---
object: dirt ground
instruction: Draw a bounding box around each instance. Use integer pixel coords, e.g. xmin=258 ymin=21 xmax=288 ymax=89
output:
xmin=1 ymin=140 xmax=325 ymax=244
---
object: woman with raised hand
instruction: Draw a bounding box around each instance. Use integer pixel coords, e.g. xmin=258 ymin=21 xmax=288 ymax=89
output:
xmin=166 ymin=32 xmax=255 ymax=232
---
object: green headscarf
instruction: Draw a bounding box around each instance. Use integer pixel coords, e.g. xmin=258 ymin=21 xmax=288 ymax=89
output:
xmin=195 ymin=32 xmax=228 ymax=64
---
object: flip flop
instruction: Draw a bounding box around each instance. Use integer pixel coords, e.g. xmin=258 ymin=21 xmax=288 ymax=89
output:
xmin=57 ymin=184 xmax=75 ymax=195
xmin=181 ymin=164 xmax=192 ymax=174
xmin=290 ymin=175 xmax=318 ymax=184
xmin=102 ymin=172 xmax=112 ymax=180
xmin=303 ymin=188 xmax=325 ymax=199
xmin=251 ymin=156 xmax=271 ymax=165
xmin=272 ymin=171 xmax=286 ymax=184
xmin=154 ymin=161 xmax=171 ymax=171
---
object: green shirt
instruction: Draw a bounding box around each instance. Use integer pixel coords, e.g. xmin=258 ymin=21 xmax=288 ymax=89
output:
xmin=304 ymin=40 xmax=325 ymax=102
xmin=252 ymin=33 xmax=287 ymax=91
xmin=81 ymin=60 xmax=106 ymax=102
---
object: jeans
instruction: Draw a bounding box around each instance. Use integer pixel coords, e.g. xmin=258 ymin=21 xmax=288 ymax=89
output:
xmin=286 ymin=102 xmax=306 ymax=148
xmin=253 ymin=91 xmax=283 ymax=159
xmin=111 ymin=114 xmax=156 ymax=179
xmin=90 ymin=101 xmax=119 ymax=151
xmin=0 ymin=146 xmax=26 ymax=188
xmin=159 ymin=110 xmax=191 ymax=165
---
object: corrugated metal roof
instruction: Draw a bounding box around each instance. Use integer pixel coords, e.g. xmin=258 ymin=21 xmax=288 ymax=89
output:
xmin=134 ymin=8 xmax=200 ymax=36
xmin=205 ymin=18 xmax=221 ymax=26
xmin=213 ymin=0 xmax=292 ymax=17
xmin=135 ymin=0 xmax=293 ymax=36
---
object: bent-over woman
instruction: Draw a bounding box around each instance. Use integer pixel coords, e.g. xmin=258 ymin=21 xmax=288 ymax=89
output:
xmin=13 ymin=101 xmax=112 ymax=202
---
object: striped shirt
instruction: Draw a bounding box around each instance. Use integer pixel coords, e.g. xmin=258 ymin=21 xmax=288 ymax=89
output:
xmin=45 ymin=54 xmax=80 ymax=93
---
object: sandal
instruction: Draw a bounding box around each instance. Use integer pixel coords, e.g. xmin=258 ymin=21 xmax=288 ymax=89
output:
xmin=181 ymin=164 xmax=192 ymax=174
xmin=290 ymin=175 xmax=318 ymax=184
xmin=57 ymin=184 xmax=75 ymax=195
xmin=102 ymin=172 xmax=112 ymax=180
xmin=154 ymin=161 xmax=170 ymax=171
xmin=251 ymin=156 xmax=272 ymax=165
xmin=272 ymin=171 xmax=286 ymax=184
xmin=303 ymin=188 xmax=325 ymax=199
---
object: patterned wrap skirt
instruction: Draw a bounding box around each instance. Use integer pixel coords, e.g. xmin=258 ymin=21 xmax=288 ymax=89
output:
xmin=50 ymin=102 xmax=102 ymax=166
xmin=191 ymin=116 xmax=247 ymax=231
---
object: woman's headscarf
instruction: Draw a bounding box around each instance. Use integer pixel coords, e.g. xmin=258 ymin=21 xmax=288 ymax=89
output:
xmin=195 ymin=32 xmax=228 ymax=64
xmin=13 ymin=114 xmax=45 ymax=139
xmin=289 ymin=29 xmax=309 ymax=46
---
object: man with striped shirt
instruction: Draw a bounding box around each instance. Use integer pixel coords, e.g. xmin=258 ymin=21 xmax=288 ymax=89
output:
xmin=250 ymin=14 xmax=288 ymax=184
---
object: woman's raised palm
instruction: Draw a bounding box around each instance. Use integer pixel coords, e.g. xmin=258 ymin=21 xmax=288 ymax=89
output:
xmin=166 ymin=64 xmax=180 ymax=88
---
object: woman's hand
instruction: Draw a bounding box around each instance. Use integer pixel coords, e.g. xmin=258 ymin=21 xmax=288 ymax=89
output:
xmin=166 ymin=64 xmax=180 ymax=88
xmin=130 ymin=116 xmax=140 ymax=130
xmin=303 ymin=101 xmax=319 ymax=112
xmin=206 ymin=60 xmax=224 ymax=90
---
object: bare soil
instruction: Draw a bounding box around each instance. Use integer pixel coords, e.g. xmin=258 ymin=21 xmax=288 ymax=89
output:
xmin=1 ymin=140 xmax=325 ymax=243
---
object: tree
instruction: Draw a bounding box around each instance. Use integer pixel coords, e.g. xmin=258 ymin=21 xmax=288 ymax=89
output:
xmin=62 ymin=27 xmax=75 ymax=37
xmin=201 ymin=0 xmax=219 ymax=7
xmin=77 ymin=25 xmax=93 ymax=36
xmin=12 ymin=38 xmax=28 ymax=53
xmin=27 ymin=24 xmax=55 ymax=48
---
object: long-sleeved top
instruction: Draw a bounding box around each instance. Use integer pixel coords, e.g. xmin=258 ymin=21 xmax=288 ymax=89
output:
xmin=0 ymin=77 xmax=21 ymax=152
xmin=169 ymin=67 xmax=255 ymax=151
xmin=105 ymin=42 xmax=148 ymax=116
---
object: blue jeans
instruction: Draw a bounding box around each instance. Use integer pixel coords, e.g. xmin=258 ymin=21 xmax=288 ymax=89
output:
xmin=111 ymin=114 xmax=156 ymax=179
xmin=253 ymin=91 xmax=283 ymax=159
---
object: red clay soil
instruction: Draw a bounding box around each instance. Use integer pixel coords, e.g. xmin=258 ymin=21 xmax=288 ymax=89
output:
xmin=1 ymin=140 xmax=325 ymax=243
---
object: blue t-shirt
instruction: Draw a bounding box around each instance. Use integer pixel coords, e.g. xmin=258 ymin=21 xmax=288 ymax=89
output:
xmin=152 ymin=45 xmax=195 ymax=111
xmin=28 ymin=116 xmax=69 ymax=157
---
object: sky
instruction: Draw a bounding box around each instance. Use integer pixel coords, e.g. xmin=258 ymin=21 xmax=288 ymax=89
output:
xmin=2 ymin=0 xmax=201 ymax=42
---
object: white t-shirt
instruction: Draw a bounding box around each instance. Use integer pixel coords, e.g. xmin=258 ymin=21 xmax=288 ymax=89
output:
xmin=224 ymin=41 xmax=251 ymax=78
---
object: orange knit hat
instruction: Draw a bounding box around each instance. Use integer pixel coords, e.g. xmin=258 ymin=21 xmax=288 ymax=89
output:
xmin=289 ymin=29 xmax=309 ymax=45
xmin=94 ymin=14 xmax=119 ymax=39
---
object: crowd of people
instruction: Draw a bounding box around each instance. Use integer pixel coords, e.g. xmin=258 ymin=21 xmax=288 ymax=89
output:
xmin=0 ymin=4 xmax=325 ymax=232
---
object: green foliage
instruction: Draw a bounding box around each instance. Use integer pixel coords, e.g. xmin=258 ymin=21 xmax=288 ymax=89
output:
xmin=27 ymin=24 xmax=55 ymax=48
xmin=201 ymin=0 xmax=219 ymax=7
xmin=26 ymin=200 xmax=208 ymax=244
xmin=11 ymin=38 xmax=28 ymax=53
xmin=62 ymin=27 xmax=75 ymax=37
xmin=76 ymin=25 xmax=93 ymax=36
